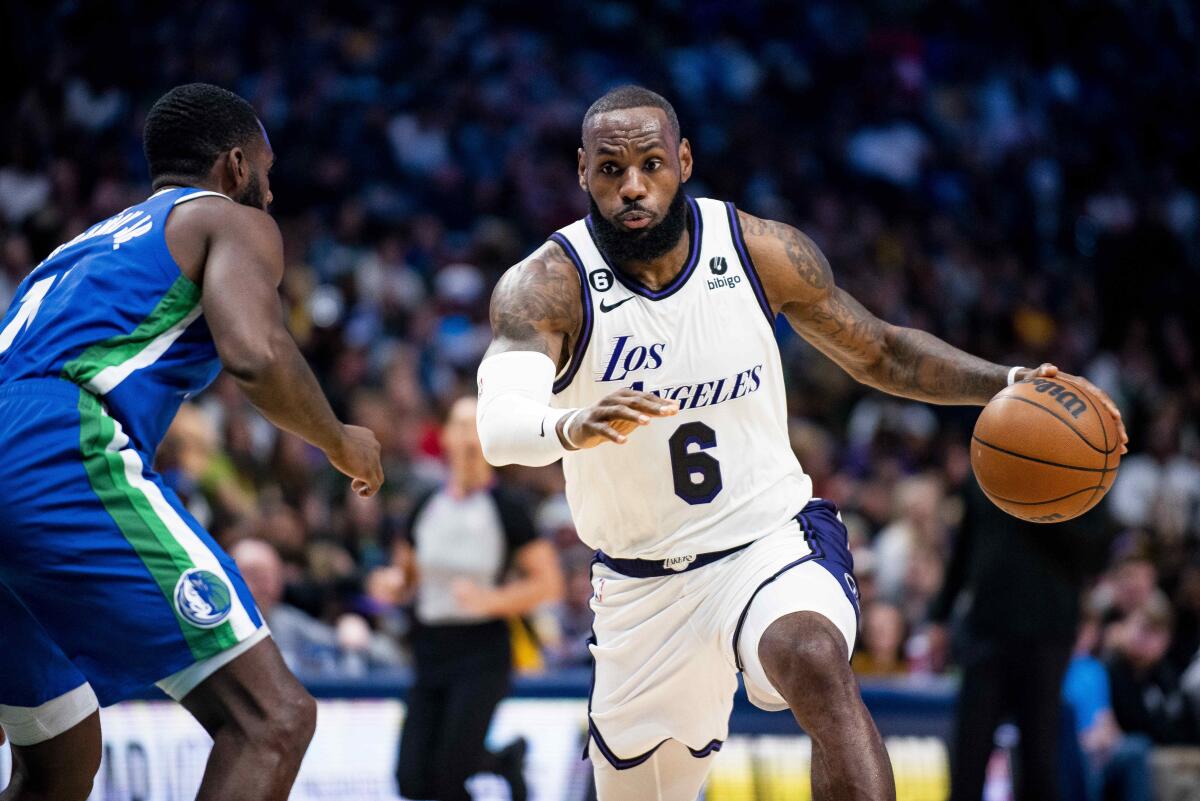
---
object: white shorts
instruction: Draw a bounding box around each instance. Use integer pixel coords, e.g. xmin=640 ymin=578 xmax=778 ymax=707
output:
xmin=586 ymin=499 xmax=860 ymax=771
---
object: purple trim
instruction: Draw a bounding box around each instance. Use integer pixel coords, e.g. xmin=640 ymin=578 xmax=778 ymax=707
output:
xmin=724 ymin=202 xmax=775 ymax=328
xmin=731 ymin=499 xmax=861 ymax=671
xmin=548 ymin=233 xmax=593 ymax=394
xmin=732 ymin=552 xmax=817 ymax=672
xmin=584 ymin=196 xmax=703 ymax=301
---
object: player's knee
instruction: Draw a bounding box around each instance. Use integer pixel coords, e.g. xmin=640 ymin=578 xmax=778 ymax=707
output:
xmin=757 ymin=611 xmax=851 ymax=698
xmin=249 ymin=688 xmax=317 ymax=764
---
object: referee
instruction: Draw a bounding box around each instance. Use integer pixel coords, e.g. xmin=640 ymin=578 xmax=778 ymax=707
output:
xmin=393 ymin=396 xmax=564 ymax=801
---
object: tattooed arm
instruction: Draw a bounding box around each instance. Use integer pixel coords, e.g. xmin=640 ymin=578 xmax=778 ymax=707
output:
xmin=479 ymin=241 xmax=676 ymax=459
xmin=739 ymin=209 xmax=1125 ymax=449
xmin=740 ymin=210 xmax=1016 ymax=404
xmin=484 ymin=240 xmax=583 ymax=367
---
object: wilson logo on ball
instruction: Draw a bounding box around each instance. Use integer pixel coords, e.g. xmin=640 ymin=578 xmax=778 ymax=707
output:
xmin=1028 ymin=378 xmax=1088 ymax=419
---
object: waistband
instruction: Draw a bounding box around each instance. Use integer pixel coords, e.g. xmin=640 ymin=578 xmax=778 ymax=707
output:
xmin=0 ymin=377 xmax=85 ymax=402
xmin=594 ymin=539 xmax=754 ymax=579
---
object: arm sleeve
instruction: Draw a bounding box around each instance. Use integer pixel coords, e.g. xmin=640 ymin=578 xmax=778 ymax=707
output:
xmin=476 ymin=351 xmax=578 ymax=467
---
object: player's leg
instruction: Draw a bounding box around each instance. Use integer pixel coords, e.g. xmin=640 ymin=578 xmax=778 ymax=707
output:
xmin=0 ymin=713 xmax=100 ymax=801
xmin=756 ymin=610 xmax=893 ymax=800
xmin=0 ymin=583 xmax=101 ymax=801
xmin=591 ymin=739 xmax=714 ymax=801
xmin=177 ymin=638 xmax=316 ymax=801
xmin=733 ymin=501 xmax=894 ymax=800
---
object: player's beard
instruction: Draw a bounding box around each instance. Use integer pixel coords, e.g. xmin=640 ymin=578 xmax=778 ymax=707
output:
xmin=236 ymin=171 xmax=267 ymax=211
xmin=589 ymin=188 xmax=687 ymax=267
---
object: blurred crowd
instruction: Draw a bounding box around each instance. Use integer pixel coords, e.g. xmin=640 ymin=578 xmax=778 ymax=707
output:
xmin=3 ymin=0 xmax=1200 ymax=756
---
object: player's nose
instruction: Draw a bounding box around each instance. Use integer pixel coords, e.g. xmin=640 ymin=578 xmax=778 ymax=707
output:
xmin=620 ymin=168 xmax=647 ymax=202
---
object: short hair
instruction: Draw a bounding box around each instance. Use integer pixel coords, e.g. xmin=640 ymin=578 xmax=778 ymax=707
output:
xmin=582 ymin=84 xmax=680 ymax=143
xmin=143 ymin=83 xmax=262 ymax=185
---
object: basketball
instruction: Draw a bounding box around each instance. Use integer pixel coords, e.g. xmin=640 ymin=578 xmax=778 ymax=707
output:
xmin=971 ymin=376 xmax=1122 ymax=523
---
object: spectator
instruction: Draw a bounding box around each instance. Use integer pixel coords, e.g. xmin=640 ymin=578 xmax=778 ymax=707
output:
xmin=1105 ymin=592 xmax=1200 ymax=745
xmin=852 ymin=601 xmax=909 ymax=678
xmin=1061 ymin=607 xmax=1153 ymax=801
xmin=230 ymin=538 xmax=401 ymax=675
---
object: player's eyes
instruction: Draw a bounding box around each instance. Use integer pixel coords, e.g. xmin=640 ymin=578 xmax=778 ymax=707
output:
xmin=600 ymin=163 xmax=620 ymax=175
xmin=645 ymin=159 xmax=661 ymax=171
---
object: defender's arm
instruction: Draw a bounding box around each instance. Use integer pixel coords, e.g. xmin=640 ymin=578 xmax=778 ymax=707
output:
xmin=740 ymin=211 xmax=1126 ymax=448
xmin=197 ymin=204 xmax=383 ymax=495
xmin=477 ymin=242 xmax=676 ymax=465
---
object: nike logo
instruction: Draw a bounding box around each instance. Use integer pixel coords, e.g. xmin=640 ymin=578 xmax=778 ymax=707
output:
xmin=599 ymin=296 xmax=635 ymax=313
xmin=540 ymin=417 xmax=546 ymax=437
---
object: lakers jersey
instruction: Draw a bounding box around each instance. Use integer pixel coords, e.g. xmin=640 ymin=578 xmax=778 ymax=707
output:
xmin=550 ymin=197 xmax=813 ymax=559
xmin=0 ymin=187 xmax=227 ymax=456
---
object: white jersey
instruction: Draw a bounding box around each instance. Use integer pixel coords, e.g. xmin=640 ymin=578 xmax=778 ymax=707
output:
xmin=550 ymin=196 xmax=812 ymax=559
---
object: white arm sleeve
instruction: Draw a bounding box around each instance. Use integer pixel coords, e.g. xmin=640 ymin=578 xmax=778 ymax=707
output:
xmin=476 ymin=351 xmax=578 ymax=467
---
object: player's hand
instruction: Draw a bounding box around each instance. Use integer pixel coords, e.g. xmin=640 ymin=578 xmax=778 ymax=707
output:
xmin=1017 ymin=364 xmax=1128 ymax=454
xmin=561 ymin=389 xmax=679 ymax=449
xmin=325 ymin=424 xmax=384 ymax=497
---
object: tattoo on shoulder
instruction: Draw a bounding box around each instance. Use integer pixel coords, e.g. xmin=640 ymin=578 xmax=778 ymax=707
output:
xmin=739 ymin=211 xmax=831 ymax=292
xmin=489 ymin=241 xmax=582 ymax=358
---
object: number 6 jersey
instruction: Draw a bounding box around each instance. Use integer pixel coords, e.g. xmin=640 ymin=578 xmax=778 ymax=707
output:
xmin=550 ymin=196 xmax=813 ymax=560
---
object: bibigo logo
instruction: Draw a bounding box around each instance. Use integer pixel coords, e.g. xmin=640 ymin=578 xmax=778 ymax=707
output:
xmin=174 ymin=569 xmax=234 ymax=628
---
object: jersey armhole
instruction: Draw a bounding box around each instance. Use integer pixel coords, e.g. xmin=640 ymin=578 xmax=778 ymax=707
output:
xmin=547 ymin=232 xmax=593 ymax=394
xmin=723 ymin=202 xmax=776 ymax=329
xmin=153 ymin=188 xmax=233 ymax=293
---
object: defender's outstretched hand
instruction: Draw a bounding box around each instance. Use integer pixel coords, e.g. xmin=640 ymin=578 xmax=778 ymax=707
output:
xmin=326 ymin=424 xmax=384 ymax=496
xmin=561 ymin=389 xmax=679 ymax=449
xmin=1014 ymin=363 xmax=1128 ymax=454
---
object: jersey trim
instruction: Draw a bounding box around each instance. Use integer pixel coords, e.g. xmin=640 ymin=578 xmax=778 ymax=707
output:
xmin=583 ymin=196 xmax=703 ymax=301
xmin=172 ymin=190 xmax=232 ymax=206
xmin=61 ymin=275 xmax=203 ymax=395
xmin=724 ymin=202 xmax=775 ymax=328
xmin=547 ymin=233 xmax=594 ymax=394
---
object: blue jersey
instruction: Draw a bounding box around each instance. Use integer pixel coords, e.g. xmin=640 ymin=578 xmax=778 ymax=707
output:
xmin=0 ymin=187 xmax=226 ymax=455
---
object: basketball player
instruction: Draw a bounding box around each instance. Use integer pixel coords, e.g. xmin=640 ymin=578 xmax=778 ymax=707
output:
xmin=475 ymin=85 xmax=1127 ymax=801
xmin=0 ymin=84 xmax=382 ymax=801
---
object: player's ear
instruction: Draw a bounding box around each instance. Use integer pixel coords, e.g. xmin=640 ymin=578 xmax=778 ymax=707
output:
xmin=577 ymin=147 xmax=588 ymax=192
xmin=678 ymin=138 xmax=693 ymax=183
xmin=226 ymin=146 xmax=249 ymax=191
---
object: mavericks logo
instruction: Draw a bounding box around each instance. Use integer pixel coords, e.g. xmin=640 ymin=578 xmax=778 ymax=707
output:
xmin=174 ymin=569 xmax=233 ymax=628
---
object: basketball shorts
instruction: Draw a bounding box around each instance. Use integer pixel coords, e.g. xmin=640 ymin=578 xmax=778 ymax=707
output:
xmin=0 ymin=379 xmax=266 ymax=745
xmin=586 ymin=498 xmax=860 ymax=771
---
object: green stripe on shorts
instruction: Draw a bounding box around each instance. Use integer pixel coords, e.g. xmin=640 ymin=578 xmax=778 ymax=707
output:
xmin=77 ymin=389 xmax=237 ymax=660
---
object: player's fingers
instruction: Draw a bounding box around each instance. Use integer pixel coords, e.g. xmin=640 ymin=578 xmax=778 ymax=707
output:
xmin=613 ymin=391 xmax=679 ymax=416
xmin=352 ymin=478 xmax=372 ymax=497
xmin=602 ymin=405 xmax=651 ymax=425
xmin=1035 ymin=362 xmax=1058 ymax=377
xmin=586 ymin=420 xmax=627 ymax=444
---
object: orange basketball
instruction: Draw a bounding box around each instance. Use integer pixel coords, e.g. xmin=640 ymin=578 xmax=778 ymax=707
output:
xmin=971 ymin=375 xmax=1121 ymax=523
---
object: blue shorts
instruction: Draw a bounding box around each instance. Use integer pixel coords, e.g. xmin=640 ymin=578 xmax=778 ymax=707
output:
xmin=0 ymin=379 xmax=264 ymax=710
